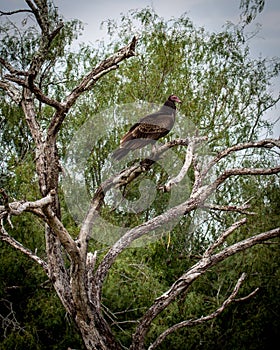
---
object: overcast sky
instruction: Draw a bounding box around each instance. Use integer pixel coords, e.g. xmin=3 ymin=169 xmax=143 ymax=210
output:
xmin=1 ymin=0 xmax=280 ymax=58
xmin=1 ymin=0 xmax=279 ymax=136
xmin=51 ymin=0 xmax=280 ymax=58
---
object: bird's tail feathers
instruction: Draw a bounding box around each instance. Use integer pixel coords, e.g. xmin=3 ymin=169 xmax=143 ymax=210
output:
xmin=112 ymin=139 xmax=156 ymax=161
xmin=112 ymin=148 xmax=130 ymax=161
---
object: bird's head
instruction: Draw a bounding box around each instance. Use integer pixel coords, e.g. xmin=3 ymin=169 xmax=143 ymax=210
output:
xmin=168 ymin=94 xmax=182 ymax=104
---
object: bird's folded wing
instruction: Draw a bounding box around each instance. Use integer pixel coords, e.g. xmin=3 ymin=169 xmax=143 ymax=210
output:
xmin=136 ymin=122 xmax=169 ymax=136
xmin=121 ymin=122 xmax=169 ymax=143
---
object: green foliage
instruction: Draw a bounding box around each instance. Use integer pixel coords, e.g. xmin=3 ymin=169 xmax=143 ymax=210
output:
xmin=0 ymin=225 xmax=83 ymax=349
xmin=96 ymin=8 xmax=280 ymax=149
xmin=0 ymin=2 xmax=84 ymax=69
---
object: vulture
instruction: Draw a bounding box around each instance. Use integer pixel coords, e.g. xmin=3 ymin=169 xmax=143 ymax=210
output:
xmin=112 ymin=94 xmax=182 ymax=160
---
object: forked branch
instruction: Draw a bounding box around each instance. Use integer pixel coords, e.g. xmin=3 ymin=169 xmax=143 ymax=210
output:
xmin=47 ymin=36 xmax=138 ymax=137
xmin=148 ymin=273 xmax=251 ymax=350
xmin=130 ymin=227 xmax=280 ymax=350
xmin=88 ymin=139 xmax=280 ymax=311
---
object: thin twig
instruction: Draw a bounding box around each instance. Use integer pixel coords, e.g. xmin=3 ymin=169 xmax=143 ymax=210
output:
xmin=203 ymin=203 xmax=256 ymax=215
xmin=0 ymin=9 xmax=33 ymax=16
xmin=203 ymin=218 xmax=247 ymax=257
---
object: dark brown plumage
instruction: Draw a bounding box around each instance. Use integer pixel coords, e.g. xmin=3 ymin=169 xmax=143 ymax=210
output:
xmin=112 ymin=94 xmax=182 ymax=160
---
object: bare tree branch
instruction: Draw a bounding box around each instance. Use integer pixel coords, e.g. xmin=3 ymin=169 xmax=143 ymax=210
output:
xmin=212 ymin=166 xmax=280 ymax=190
xmin=191 ymin=153 xmax=203 ymax=194
xmin=3 ymin=74 xmax=28 ymax=88
xmin=25 ymin=0 xmax=49 ymax=35
xmin=26 ymin=81 xmax=64 ymax=110
xmin=0 ymin=299 xmax=25 ymax=338
xmin=0 ymin=9 xmax=33 ymax=16
xmin=148 ymin=273 xmax=249 ymax=350
xmin=0 ymin=57 xmax=28 ymax=76
xmin=40 ymin=36 xmax=137 ymax=139
xmin=64 ymin=36 xmax=137 ymax=105
xmin=23 ymin=0 xmax=65 ymax=86
xmin=21 ymin=88 xmax=43 ymax=145
xmin=201 ymin=139 xmax=280 ymax=179
xmin=86 ymin=251 xmax=98 ymax=304
xmin=0 ymin=222 xmax=48 ymax=272
xmin=78 ymin=137 xmax=205 ymax=252
xmin=42 ymin=205 xmax=78 ymax=256
xmin=77 ymin=138 xmax=190 ymax=258
xmin=36 ymin=36 xmax=138 ymax=140
xmin=92 ymin=157 xmax=280 ymax=308
xmin=0 ymin=190 xmax=54 ymax=219
xmin=161 ymin=140 xmax=195 ymax=192
xmin=203 ymin=218 xmax=247 ymax=256
xmin=130 ymin=227 xmax=280 ymax=350
xmin=203 ymin=202 xmax=256 ymax=215
xmin=68 ymin=130 xmax=280 ymax=348
xmin=0 ymin=189 xmax=77 ymax=273
xmin=234 ymin=287 xmax=259 ymax=302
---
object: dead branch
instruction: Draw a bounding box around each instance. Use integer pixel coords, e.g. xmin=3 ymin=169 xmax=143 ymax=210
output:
xmin=130 ymin=227 xmax=280 ymax=350
xmin=212 ymin=166 xmax=280 ymax=190
xmin=148 ymin=273 xmax=248 ymax=350
xmin=0 ymin=223 xmax=48 ymax=272
xmin=44 ymin=36 xmax=137 ymax=138
xmin=0 ymin=57 xmax=28 ymax=76
xmin=201 ymin=139 xmax=280 ymax=179
xmin=161 ymin=139 xmax=195 ymax=192
xmin=191 ymin=153 xmax=203 ymax=194
xmin=3 ymin=75 xmax=28 ymax=88
xmin=27 ymin=79 xmax=64 ymax=110
xmin=86 ymin=251 xmax=98 ymax=304
xmin=42 ymin=205 xmax=78 ymax=256
xmin=91 ymin=157 xmax=280 ymax=309
xmin=203 ymin=218 xmax=247 ymax=256
xmin=0 ymin=299 xmax=25 ymax=338
xmin=0 ymin=187 xmax=77 ymax=280
xmin=0 ymin=9 xmax=33 ymax=16
xmin=21 ymin=88 xmax=43 ymax=146
xmin=0 ymin=189 xmax=55 ymax=219
xmin=78 ymin=137 xmax=206 ymax=250
xmin=234 ymin=287 xmax=259 ymax=302
xmin=63 ymin=36 xmax=137 ymax=109
xmin=203 ymin=203 xmax=256 ymax=215
xmin=77 ymin=137 xmax=193 ymax=259
xmin=159 ymin=134 xmax=207 ymax=193
xmin=25 ymin=0 xmax=51 ymax=36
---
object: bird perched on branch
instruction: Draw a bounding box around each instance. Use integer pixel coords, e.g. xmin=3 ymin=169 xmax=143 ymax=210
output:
xmin=112 ymin=94 xmax=182 ymax=160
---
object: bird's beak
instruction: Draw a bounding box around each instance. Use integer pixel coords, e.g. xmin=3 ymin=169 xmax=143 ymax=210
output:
xmin=176 ymin=97 xmax=182 ymax=103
